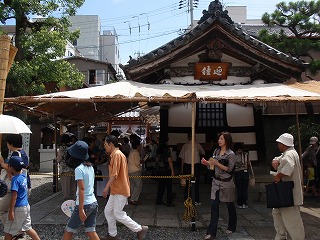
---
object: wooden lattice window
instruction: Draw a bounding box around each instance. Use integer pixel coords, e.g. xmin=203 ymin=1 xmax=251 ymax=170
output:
xmin=197 ymin=103 xmax=226 ymax=127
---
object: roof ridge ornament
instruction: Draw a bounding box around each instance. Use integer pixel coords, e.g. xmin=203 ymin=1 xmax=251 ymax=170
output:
xmin=198 ymin=0 xmax=234 ymax=25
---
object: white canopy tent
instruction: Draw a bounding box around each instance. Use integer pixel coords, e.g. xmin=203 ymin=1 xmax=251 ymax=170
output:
xmin=5 ymin=80 xmax=320 ymax=176
xmin=27 ymin=80 xmax=320 ymax=103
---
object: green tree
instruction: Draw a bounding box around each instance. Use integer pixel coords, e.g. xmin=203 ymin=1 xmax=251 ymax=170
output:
xmin=0 ymin=0 xmax=85 ymax=97
xmin=259 ymin=0 xmax=320 ymax=74
xmin=288 ymin=120 xmax=320 ymax=150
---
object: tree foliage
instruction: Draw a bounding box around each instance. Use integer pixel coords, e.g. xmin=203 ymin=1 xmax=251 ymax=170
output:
xmin=288 ymin=119 xmax=320 ymax=150
xmin=0 ymin=0 xmax=85 ymax=97
xmin=259 ymin=0 xmax=320 ymax=74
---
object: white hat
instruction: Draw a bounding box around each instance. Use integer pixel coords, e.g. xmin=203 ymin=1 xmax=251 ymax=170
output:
xmin=276 ymin=133 xmax=294 ymax=147
xmin=310 ymin=136 xmax=318 ymax=145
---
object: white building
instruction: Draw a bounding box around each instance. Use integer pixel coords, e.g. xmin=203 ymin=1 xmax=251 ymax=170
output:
xmin=69 ymin=15 xmax=123 ymax=77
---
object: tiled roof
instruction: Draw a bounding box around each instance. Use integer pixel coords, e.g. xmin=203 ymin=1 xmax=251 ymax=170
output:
xmin=123 ymin=0 xmax=303 ymax=71
xmin=239 ymin=24 xmax=320 ymax=38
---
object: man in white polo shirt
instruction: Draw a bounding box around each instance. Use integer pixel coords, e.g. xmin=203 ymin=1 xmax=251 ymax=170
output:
xmin=179 ymin=133 xmax=205 ymax=205
xmin=271 ymin=133 xmax=305 ymax=240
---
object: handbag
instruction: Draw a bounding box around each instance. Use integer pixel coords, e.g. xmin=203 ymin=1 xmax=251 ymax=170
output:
xmin=0 ymin=169 xmax=11 ymax=193
xmin=265 ymin=181 xmax=294 ymax=208
xmin=249 ymin=162 xmax=255 ymax=187
xmin=0 ymin=179 xmax=8 ymax=197
xmin=249 ymin=175 xmax=255 ymax=187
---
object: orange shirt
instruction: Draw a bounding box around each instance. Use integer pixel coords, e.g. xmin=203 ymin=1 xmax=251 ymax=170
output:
xmin=109 ymin=148 xmax=130 ymax=197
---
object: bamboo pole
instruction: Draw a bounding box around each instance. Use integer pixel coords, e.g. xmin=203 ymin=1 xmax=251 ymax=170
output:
xmin=294 ymin=103 xmax=303 ymax=186
xmin=191 ymin=102 xmax=195 ymax=176
xmin=0 ymin=35 xmax=17 ymax=148
xmin=0 ymin=35 xmax=12 ymax=114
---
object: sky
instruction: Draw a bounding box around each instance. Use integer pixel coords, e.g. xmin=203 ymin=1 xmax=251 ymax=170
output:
xmin=0 ymin=0 xmax=295 ymax=65
xmin=76 ymin=0 xmax=294 ymax=65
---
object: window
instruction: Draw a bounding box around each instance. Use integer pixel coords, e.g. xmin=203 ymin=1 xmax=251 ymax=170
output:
xmin=88 ymin=69 xmax=106 ymax=85
xmin=89 ymin=70 xmax=96 ymax=84
xmin=197 ymin=103 xmax=226 ymax=127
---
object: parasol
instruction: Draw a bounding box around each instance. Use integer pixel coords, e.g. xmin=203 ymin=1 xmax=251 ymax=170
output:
xmin=0 ymin=114 xmax=32 ymax=134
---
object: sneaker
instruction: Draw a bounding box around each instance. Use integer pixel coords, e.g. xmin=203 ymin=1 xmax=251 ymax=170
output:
xmin=101 ymin=235 xmax=119 ymax=240
xmin=204 ymin=234 xmax=215 ymax=240
xmin=137 ymin=226 xmax=148 ymax=240
xmin=226 ymin=229 xmax=233 ymax=234
xmin=12 ymin=232 xmax=26 ymax=240
xmin=238 ymin=205 xmax=244 ymax=209
xmin=243 ymin=204 xmax=248 ymax=208
xmin=195 ymin=202 xmax=202 ymax=206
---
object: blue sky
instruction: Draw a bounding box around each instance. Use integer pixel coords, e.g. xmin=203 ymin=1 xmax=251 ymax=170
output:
xmin=76 ymin=0 xmax=293 ymax=65
xmin=0 ymin=0 xmax=293 ymax=65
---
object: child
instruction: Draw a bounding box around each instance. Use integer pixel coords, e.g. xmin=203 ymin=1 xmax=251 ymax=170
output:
xmin=62 ymin=141 xmax=100 ymax=240
xmin=305 ymin=160 xmax=319 ymax=197
xmin=4 ymin=156 xmax=40 ymax=240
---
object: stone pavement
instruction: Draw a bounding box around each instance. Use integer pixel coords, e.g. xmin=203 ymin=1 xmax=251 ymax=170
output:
xmin=29 ymin=177 xmax=320 ymax=239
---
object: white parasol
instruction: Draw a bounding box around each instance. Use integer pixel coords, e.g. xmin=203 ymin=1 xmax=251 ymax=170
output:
xmin=0 ymin=114 xmax=32 ymax=134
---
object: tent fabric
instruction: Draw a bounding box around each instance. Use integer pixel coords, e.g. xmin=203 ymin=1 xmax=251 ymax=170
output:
xmin=29 ymin=80 xmax=320 ymax=103
xmin=5 ymin=80 xmax=320 ymax=124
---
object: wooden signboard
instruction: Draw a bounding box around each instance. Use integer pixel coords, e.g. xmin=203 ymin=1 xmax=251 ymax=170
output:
xmin=194 ymin=63 xmax=229 ymax=80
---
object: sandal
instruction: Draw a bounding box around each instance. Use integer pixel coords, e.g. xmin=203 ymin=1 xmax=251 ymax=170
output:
xmin=12 ymin=232 xmax=25 ymax=240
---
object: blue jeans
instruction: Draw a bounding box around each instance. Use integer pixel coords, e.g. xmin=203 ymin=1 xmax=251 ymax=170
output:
xmin=207 ymin=190 xmax=237 ymax=237
xmin=66 ymin=201 xmax=98 ymax=233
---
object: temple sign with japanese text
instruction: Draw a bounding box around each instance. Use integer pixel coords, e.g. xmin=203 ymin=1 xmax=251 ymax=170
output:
xmin=194 ymin=63 xmax=229 ymax=80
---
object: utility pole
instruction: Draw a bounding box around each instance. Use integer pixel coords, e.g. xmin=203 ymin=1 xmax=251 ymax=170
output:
xmin=189 ymin=0 xmax=194 ymax=27
xmin=179 ymin=0 xmax=199 ymax=28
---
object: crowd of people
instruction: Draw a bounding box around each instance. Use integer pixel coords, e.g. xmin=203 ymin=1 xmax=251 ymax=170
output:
xmin=0 ymin=130 xmax=311 ymax=240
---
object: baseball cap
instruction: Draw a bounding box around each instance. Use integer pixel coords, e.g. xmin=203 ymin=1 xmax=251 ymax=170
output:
xmin=8 ymin=156 xmax=25 ymax=171
xmin=276 ymin=133 xmax=294 ymax=147
xmin=67 ymin=140 xmax=89 ymax=161
xmin=310 ymin=136 xmax=318 ymax=145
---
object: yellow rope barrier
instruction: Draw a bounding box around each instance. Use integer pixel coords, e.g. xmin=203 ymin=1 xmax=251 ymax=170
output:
xmin=182 ymin=177 xmax=197 ymax=223
xmin=29 ymin=172 xmax=192 ymax=179
xmin=29 ymin=172 xmax=197 ymax=223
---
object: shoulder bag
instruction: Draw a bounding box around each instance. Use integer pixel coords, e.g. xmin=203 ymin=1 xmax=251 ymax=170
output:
xmin=265 ymin=181 xmax=294 ymax=208
xmin=249 ymin=159 xmax=255 ymax=187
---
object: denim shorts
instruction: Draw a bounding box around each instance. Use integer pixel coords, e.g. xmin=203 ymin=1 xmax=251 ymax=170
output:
xmin=65 ymin=201 xmax=98 ymax=233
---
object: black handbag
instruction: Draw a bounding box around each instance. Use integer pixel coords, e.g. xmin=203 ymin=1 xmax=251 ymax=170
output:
xmin=265 ymin=181 xmax=294 ymax=208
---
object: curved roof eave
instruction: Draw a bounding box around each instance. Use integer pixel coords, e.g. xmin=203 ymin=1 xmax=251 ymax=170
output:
xmin=122 ymin=15 xmax=304 ymax=81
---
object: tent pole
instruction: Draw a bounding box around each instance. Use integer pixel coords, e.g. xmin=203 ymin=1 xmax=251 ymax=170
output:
xmin=191 ymin=102 xmax=195 ymax=176
xmin=191 ymin=102 xmax=196 ymax=231
xmin=53 ymin=117 xmax=58 ymax=193
xmin=295 ymin=103 xmax=303 ymax=185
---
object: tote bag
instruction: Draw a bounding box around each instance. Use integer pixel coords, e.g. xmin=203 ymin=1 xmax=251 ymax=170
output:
xmin=265 ymin=181 xmax=294 ymax=208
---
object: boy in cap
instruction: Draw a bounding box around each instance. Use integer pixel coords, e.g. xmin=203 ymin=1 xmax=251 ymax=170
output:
xmin=62 ymin=141 xmax=100 ymax=240
xmin=3 ymin=156 xmax=40 ymax=240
